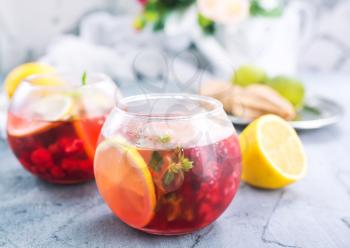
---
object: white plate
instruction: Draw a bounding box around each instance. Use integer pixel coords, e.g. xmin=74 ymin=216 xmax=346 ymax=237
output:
xmin=228 ymin=96 xmax=343 ymax=130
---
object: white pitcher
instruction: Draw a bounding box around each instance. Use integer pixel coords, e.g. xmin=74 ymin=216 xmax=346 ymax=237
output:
xmin=195 ymin=1 xmax=315 ymax=77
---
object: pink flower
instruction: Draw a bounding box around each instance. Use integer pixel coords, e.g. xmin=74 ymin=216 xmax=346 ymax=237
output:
xmin=138 ymin=0 xmax=148 ymax=6
xmin=198 ymin=0 xmax=249 ymax=26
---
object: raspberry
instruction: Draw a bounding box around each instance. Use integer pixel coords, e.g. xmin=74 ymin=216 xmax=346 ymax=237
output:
xmin=48 ymin=143 xmax=62 ymax=156
xmin=31 ymin=148 xmax=53 ymax=166
xmin=58 ymin=137 xmax=73 ymax=150
xmin=61 ymin=158 xmax=80 ymax=171
xmin=198 ymin=203 xmax=211 ymax=216
xmin=64 ymin=139 xmax=84 ymax=155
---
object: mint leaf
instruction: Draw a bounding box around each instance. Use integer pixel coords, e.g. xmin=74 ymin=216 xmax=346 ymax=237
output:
xmin=150 ymin=151 xmax=163 ymax=171
xmin=181 ymin=157 xmax=193 ymax=172
xmin=163 ymin=170 xmax=175 ymax=186
xmin=82 ymin=71 xmax=87 ymax=86
xmin=159 ymin=134 xmax=171 ymax=144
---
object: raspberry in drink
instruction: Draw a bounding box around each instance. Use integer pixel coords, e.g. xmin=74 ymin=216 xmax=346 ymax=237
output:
xmin=7 ymin=72 xmax=120 ymax=184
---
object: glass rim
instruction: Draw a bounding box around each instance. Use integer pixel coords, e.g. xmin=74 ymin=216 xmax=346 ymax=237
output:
xmin=116 ymin=93 xmax=224 ymax=120
xmin=22 ymin=71 xmax=112 ymax=90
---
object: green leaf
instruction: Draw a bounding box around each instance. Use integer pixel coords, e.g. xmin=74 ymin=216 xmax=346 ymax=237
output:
xmin=163 ymin=170 xmax=175 ymax=186
xmin=250 ymin=0 xmax=283 ymax=17
xmin=198 ymin=13 xmax=216 ymax=35
xmin=153 ymin=13 xmax=167 ymax=31
xmin=181 ymin=157 xmax=193 ymax=172
xmin=142 ymin=0 xmax=196 ymax=32
xmin=303 ymin=105 xmax=321 ymax=115
xmin=159 ymin=134 xmax=172 ymax=144
xmin=81 ymin=71 xmax=87 ymax=86
xmin=150 ymin=151 xmax=163 ymax=171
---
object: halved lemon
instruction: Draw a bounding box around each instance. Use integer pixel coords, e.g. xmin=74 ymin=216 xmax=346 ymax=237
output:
xmin=4 ymin=62 xmax=56 ymax=98
xmin=94 ymin=138 xmax=156 ymax=228
xmin=7 ymin=94 xmax=74 ymax=137
xmin=239 ymin=114 xmax=307 ymax=189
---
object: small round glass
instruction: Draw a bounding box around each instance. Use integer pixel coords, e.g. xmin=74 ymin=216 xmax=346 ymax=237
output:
xmin=7 ymin=72 xmax=120 ymax=184
xmin=94 ymin=93 xmax=242 ymax=235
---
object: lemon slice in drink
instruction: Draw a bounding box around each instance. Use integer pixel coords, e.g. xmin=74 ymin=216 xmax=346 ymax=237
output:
xmin=8 ymin=94 xmax=74 ymax=137
xmin=31 ymin=94 xmax=74 ymax=121
xmin=94 ymin=138 xmax=156 ymax=228
xmin=239 ymin=115 xmax=307 ymax=189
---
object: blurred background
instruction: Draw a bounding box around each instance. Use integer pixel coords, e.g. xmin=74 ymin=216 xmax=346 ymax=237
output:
xmin=1 ymin=0 xmax=350 ymax=78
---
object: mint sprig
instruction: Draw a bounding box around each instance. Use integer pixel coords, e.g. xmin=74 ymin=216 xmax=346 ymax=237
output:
xmin=181 ymin=157 xmax=193 ymax=172
xmin=159 ymin=134 xmax=172 ymax=144
xmin=82 ymin=71 xmax=87 ymax=86
xmin=174 ymin=147 xmax=193 ymax=172
xmin=162 ymin=147 xmax=193 ymax=186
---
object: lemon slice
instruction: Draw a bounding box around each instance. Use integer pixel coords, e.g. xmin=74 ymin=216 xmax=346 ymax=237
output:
xmin=8 ymin=94 xmax=74 ymax=137
xmin=7 ymin=115 xmax=56 ymax=138
xmin=31 ymin=94 xmax=74 ymax=121
xmin=94 ymin=138 xmax=156 ymax=228
xmin=4 ymin=63 xmax=56 ymax=98
xmin=239 ymin=114 xmax=307 ymax=189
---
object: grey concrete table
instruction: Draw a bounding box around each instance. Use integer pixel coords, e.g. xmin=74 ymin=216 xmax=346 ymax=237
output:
xmin=1 ymin=73 xmax=350 ymax=248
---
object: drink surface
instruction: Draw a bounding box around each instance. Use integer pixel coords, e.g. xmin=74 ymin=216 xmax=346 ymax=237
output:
xmin=7 ymin=113 xmax=105 ymax=183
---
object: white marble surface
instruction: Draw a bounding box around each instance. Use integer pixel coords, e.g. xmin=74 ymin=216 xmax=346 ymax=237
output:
xmin=0 ymin=73 xmax=349 ymax=248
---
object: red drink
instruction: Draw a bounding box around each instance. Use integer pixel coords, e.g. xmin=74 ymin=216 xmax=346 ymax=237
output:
xmin=7 ymin=114 xmax=105 ymax=183
xmin=94 ymin=94 xmax=242 ymax=235
xmin=6 ymin=72 xmax=119 ymax=184
xmin=138 ymin=134 xmax=241 ymax=234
